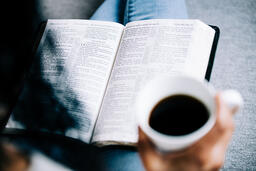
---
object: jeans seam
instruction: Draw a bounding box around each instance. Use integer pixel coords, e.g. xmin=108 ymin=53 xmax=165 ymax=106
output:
xmin=127 ymin=0 xmax=135 ymax=24
xmin=127 ymin=0 xmax=131 ymax=23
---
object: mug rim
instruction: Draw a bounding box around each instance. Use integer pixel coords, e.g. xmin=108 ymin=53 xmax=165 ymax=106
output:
xmin=136 ymin=75 xmax=216 ymax=149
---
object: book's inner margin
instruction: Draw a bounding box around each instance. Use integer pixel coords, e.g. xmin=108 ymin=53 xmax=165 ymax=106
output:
xmin=91 ymin=19 xmax=215 ymax=145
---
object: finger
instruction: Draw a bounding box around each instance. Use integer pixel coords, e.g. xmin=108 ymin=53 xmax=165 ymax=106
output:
xmin=201 ymin=143 xmax=226 ymax=171
xmin=138 ymin=127 xmax=166 ymax=170
xmin=215 ymin=93 xmax=234 ymax=134
xmin=138 ymin=127 xmax=157 ymax=154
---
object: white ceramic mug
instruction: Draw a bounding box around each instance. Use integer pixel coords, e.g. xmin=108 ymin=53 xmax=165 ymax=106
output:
xmin=136 ymin=75 xmax=243 ymax=152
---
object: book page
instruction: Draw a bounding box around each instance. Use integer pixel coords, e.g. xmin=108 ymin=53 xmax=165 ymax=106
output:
xmin=92 ymin=19 xmax=215 ymax=144
xmin=8 ymin=20 xmax=124 ymax=143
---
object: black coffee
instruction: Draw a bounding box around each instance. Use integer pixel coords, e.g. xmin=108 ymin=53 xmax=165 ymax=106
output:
xmin=149 ymin=95 xmax=209 ymax=136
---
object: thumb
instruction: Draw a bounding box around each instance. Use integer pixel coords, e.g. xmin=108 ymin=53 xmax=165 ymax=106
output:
xmin=138 ymin=127 xmax=167 ymax=171
xmin=138 ymin=127 xmax=156 ymax=153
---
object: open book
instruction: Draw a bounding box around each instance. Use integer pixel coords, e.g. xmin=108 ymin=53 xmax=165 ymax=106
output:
xmin=7 ymin=19 xmax=219 ymax=145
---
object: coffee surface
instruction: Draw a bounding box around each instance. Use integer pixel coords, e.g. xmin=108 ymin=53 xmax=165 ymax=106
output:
xmin=149 ymin=95 xmax=209 ymax=136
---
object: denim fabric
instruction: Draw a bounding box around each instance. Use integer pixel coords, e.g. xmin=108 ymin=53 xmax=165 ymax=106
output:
xmin=90 ymin=0 xmax=188 ymax=24
xmin=90 ymin=0 xmax=127 ymax=23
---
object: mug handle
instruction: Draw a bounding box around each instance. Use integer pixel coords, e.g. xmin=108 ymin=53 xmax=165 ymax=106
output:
xmin=220 ymin=90 xmax=243 ymax=113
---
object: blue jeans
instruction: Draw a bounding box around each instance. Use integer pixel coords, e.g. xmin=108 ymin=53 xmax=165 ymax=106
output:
xmin=91 ymin=0 xmax=188 ymax=24
xmin=90 ymin=1 xmax=188 ymax=170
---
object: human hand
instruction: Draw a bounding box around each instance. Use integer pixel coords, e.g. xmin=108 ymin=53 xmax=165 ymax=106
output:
xmin=0 ymin=141 xmax=30 ymax=171
xmin=138 ymin=93 xmax=235 ymax=171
